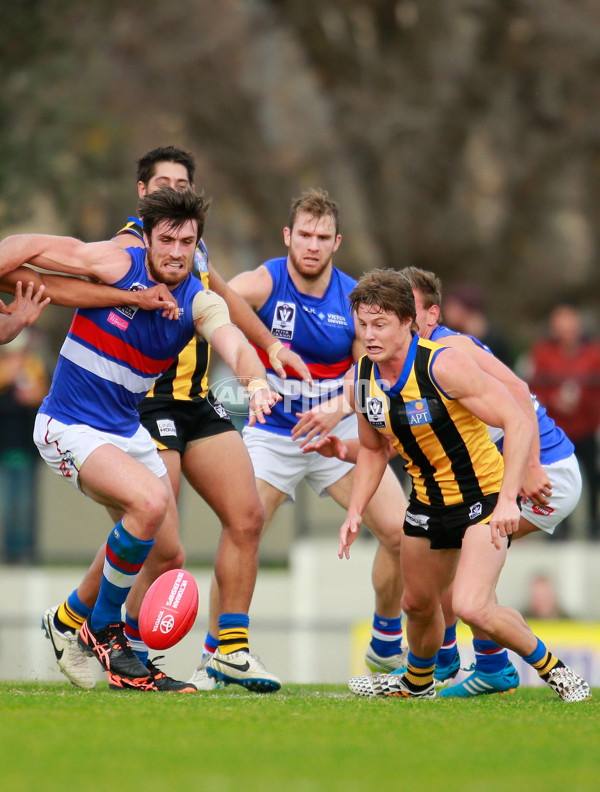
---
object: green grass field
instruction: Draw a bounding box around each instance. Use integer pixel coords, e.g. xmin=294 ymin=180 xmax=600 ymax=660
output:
xmin=1 ymin=682 xmax=598 ymax=792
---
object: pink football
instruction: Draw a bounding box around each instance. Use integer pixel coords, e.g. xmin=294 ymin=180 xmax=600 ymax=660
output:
xmin=139 ymin=568 xmax=199 ymax=650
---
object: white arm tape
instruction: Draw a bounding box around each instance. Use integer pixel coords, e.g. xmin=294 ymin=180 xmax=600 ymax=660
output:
xmin=192 ymin=289 xmax=233 ymax=343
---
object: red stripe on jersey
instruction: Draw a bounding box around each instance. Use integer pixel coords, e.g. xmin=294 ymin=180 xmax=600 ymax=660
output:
xmin=254 ymin=345 xmax=353 ymax=380
xmin=70 ymin=314 xmax=173 ymax=375
xmin=106 ymin=544 xmax=145 ymax=575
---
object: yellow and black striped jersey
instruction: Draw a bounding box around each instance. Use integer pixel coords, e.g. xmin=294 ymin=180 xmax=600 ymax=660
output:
xmin=115 ymin=217 xmax=211 ymax=402
xmin=355 ymin=335 xmax=504 ymax=507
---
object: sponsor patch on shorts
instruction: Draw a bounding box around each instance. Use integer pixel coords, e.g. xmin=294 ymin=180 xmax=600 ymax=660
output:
xmin=532 ymin=504 xmax=555 ymax=516
xmin=156 ymin=419 xmax=177 ymax=438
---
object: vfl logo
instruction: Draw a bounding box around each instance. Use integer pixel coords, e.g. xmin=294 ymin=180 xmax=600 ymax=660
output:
xmin=366 ymin=397 xmax=386 ymax=428
xmin=469 ymin=502 xmax=483 ymax=521
xmin=194 ymin=244 xmax=209 ymax=273
xmin=271 ymin=301 xmax=296 ymax=341
xmin=406 ymin=399 xmax=432 ymax=426
xmin=212 ymin=403 xmax=230 ymax=420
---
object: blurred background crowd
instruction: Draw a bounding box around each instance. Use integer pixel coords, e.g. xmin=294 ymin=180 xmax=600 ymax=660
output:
xmin=1 ymin=1 xmax=599 ymax=579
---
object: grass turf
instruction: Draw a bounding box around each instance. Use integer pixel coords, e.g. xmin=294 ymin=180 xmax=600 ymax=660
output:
xmin=1 ymin=682 xmax=598 ymax=791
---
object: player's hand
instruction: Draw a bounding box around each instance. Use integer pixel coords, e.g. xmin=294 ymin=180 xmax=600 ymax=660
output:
xmin=488 ymin=498 xmax=521 ymax=550
xmin=292 ymin=403 xmax=345 ymax=447
xmin=1 ymin=280 xmax=51 ymax=325
xmin=301 ymin=434 xmax=348 ymax=460
xmin=134 ymin=284 xmax=179 ymax=319
xmin=267 ymin=341 xmax=313 ymax=386
xmin=520 ymin=463 xmax=552 ymax=508
xmin=339 ymin=511 xmax=362 ymax=559
xmin=247 ymin=381 xmax=281 ymax=427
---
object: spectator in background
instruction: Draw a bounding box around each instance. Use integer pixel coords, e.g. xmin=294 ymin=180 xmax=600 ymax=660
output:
xmin=525 ymin=302 xmax=600 ymax=540
xmin=0 ymin=328 xmax=49 ymax=563
xmin=523 ymin=573 xmax=568 ymax=620
xmin=443 ymin=282 xmax=513 ymax=366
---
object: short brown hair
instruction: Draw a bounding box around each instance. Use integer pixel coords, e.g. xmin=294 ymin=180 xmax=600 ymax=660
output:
xmin=399 ymin=266 xmax=443 ymax=312
xmin=349 ymin=269 xmax=417 ymax=334
xmin=289 ymin=188 xmax=340 ymax=236
xmin=138 ymin=186 xmax=210 ymax=243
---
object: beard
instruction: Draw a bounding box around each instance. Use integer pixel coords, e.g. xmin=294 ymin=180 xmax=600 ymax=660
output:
xmin=146 ymin=248 xmax=185 ymax=286
xmin=288 ymin=246 xmax=332 ymax=281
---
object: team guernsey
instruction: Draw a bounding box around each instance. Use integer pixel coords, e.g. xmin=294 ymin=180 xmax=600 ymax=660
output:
xmin=430 ymin=325 xmax=574 ymax=465
xmin=117 ymin=217 xmax=211 ymax=402
xmin=252 ymin=257 xmax=357 ymax=436
xmin=39 ymin=247 xmax=203 ymax=437
xmin=355 ymin=334 xmax=504 ymax=508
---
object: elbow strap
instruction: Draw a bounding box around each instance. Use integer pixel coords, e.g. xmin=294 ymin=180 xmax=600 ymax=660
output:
xmin=192 ymin=289 xmax=232 ymax=343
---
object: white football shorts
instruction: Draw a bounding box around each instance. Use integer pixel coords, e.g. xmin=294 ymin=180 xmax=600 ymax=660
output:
xmin=521 ymin=453 xmax=582 ymax=534
xmin=242 ymin=415 xmax=358 ymax=502
xmin=34 ymin=413 xmax=167 ymax=491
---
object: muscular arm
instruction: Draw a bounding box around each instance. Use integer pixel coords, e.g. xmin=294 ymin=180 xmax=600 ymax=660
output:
xmin=339 ymin=397 xmax=390 ymax=559
xmin=432 ymin=348 xmax=534 ymax=547
xmin=0 ymin=266 xmax=177 ymax=317
xmin=0 ymin=234 xmax=131 ymax=283
xmin=437 ymin=333 xmax=549 ymax=505
xmin=225 ymin=264 xmax=311 ymax=383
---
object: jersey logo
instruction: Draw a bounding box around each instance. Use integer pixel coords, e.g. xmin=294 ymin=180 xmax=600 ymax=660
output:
xmin=405 ymin=399 xmax=432 ymax=426
xmin=107 ymin=311 xmax=130 ymax=331
xmin=114 ymin=282 xmax=146 ymax=320
xmin=326 ymin=312 xmax=348 ymax=327
xmin=366 ymin=397 xmax=387 ymax=428
xmin=194 ymin=245 xmax=209 ymax=273
xmin=271 ymin=301 xmax=296 ymax=341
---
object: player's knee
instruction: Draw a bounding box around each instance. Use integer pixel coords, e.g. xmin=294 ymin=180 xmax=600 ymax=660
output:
xmin=226 ymin=499 xmax=264 ymax=543
xmin=453 ymin=597 xmax=490 ymax=630
xmin=133 ymin=484 xmax=170 ymax=530
xmin=401 ymin=590 xmax=437 ymax=622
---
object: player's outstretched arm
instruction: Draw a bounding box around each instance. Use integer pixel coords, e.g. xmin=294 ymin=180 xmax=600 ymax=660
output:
xmin=0 ymin=234 xmax=131 ymax=283
xmin=0 ymin=268 xmax=178 ymax=318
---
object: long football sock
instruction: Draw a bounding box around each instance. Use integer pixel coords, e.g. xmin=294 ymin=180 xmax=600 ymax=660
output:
xmin=202 ymin=631 xmax=219 ymax=659
xmin=91 ymin=521 xmax=153 ymax=630
xmin=125 ymin=614 xmax=149 ymax=665
xmin=437 ymin=622 xmax=458 ymax=667
xmin=523 ymin=637 xmax=563 ymax=679
xmin=218 ymin=613 xmax=250 ymax=654
xmin=56 ymin=590 xmax=92 ymax=632
xmin=403 ymin=651 xmax=437 ymax=691
xmin=473 ymin=639 xmax=509 ymax=673
xmin=370 ymin=613 xmax=403 ymax=657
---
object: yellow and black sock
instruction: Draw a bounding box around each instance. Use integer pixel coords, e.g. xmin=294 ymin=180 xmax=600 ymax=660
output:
xmin=218 ymin=627 xmax=249 ymax=655
xmin=56 ymin=600 xmax=87 ymax=633
xmin=532 ymin=650 xmax=563 ymax=680
xmin=403 ymin=659 xmax=435 ymax=692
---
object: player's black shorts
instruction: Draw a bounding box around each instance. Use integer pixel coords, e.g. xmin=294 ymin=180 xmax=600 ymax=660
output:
xmin=403 ymin=492 xmax=500 ymax=550
xmin=138 ymin=395 xmax=235 ymax=455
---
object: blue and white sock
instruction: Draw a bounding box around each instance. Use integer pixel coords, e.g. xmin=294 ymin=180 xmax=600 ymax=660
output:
xmin=91 ymin=520 xmax=154 ymax=630
xmin=370 ymin=613 xmax=403 ymax=657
